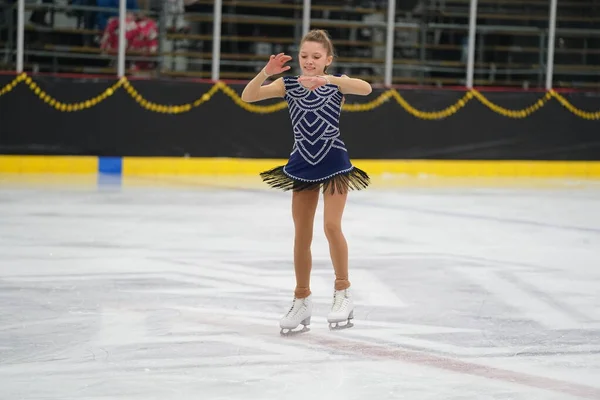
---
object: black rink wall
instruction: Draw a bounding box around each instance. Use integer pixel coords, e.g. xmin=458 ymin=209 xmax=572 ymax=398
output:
xmin=1 ymin=75 xmax=599 ymax=160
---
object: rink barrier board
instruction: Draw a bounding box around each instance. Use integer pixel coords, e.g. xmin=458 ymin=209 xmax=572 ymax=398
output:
xmin=0 ymin=155 xmax=98 ymax=173
xmin=2 ymin=75 xmax=600 ymax=162
xmin=1 ymin=156 xmax=600 ymax=177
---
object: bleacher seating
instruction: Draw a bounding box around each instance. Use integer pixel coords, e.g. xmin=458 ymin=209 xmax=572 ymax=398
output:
xmin=1 ymin=0 xmax=598 ymax=88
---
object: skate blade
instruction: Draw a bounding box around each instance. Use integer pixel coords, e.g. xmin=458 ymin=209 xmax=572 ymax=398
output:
xmin=280 ymin=325 xmax=310 ymax=336
xmin=328 ymin=321 xmax=354 ymax=331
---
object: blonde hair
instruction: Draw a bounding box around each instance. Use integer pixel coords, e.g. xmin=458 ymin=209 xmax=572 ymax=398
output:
xmin=300 ymin=29 xmax=335 ymax=72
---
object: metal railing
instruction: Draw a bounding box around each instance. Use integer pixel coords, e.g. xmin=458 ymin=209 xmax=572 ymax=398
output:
xmin=1 ymin=0 xmax=599 ymax=89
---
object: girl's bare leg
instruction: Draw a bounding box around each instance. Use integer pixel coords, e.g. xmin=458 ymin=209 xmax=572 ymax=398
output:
xmin=291 ymin=189 xmax=320 ymax=298
xmin=323 ymin=189 xmax=350 ymax=290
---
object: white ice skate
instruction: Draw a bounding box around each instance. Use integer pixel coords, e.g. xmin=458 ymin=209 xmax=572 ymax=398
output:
xmin=327 ymin=288 xmax=354 ymax=330
xmin=280 ymin=295 xmax=313 ymax=336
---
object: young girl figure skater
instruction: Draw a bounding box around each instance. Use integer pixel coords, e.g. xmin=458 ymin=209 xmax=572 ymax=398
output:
xmin=241 ymin=30 xmax=372 ymax=335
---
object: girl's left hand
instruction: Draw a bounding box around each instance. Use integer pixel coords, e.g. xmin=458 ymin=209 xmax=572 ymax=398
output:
xmin=298 ymin=75 xmax=329 ymax=91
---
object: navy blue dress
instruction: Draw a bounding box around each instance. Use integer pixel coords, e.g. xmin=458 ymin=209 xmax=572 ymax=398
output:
xmin=260 ymin=75 xmax=370 ymax=194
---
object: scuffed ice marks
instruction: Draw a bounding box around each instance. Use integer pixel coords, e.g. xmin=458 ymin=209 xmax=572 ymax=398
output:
xmin=0 ymin=182 xmax=599 ymax=400
xmin=0 ymin=279 xmax=101 ymax=364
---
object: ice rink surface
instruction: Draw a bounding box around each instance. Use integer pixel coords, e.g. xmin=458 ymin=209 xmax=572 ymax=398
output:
xmin=1 ymin=174 xmax=599 ymax=400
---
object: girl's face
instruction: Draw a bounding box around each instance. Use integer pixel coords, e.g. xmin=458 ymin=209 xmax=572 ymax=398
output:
xmin=299 ymin=41 xmax=332 ymax=76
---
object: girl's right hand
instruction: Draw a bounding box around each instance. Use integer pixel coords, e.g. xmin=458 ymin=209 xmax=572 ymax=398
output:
xmin=264 ymin=53 xmax=292 ymax=76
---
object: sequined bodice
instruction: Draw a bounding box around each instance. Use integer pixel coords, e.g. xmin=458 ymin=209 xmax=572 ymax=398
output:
xmin=283 ymin=76 xmax=345 ymax=165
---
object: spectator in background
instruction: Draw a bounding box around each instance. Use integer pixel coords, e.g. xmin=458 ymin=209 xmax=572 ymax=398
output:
xmin=166 ymin=0 xmax=189 ymax=33
xmin=100 ymin=10 xmax=157 ymax=72
xmin=68 ymin=0 xmax=98 ymax=31
xmin=68 ymin=0 xmax=99 ymax=46
xmin=29 ymin=0 xmax=53 ymax=27
xmin=144 ymin=0 xmax=190 ymax=33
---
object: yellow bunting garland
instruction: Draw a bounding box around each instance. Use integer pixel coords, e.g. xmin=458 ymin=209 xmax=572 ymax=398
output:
xmin=0 ymin=72 xmax=598 ymax=120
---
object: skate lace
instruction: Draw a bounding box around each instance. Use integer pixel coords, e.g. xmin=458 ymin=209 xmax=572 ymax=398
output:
xmin=284 ymin=298 xmax=305 ymax=319
xmin=332 ymin=290 xmax=348 ymax=312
